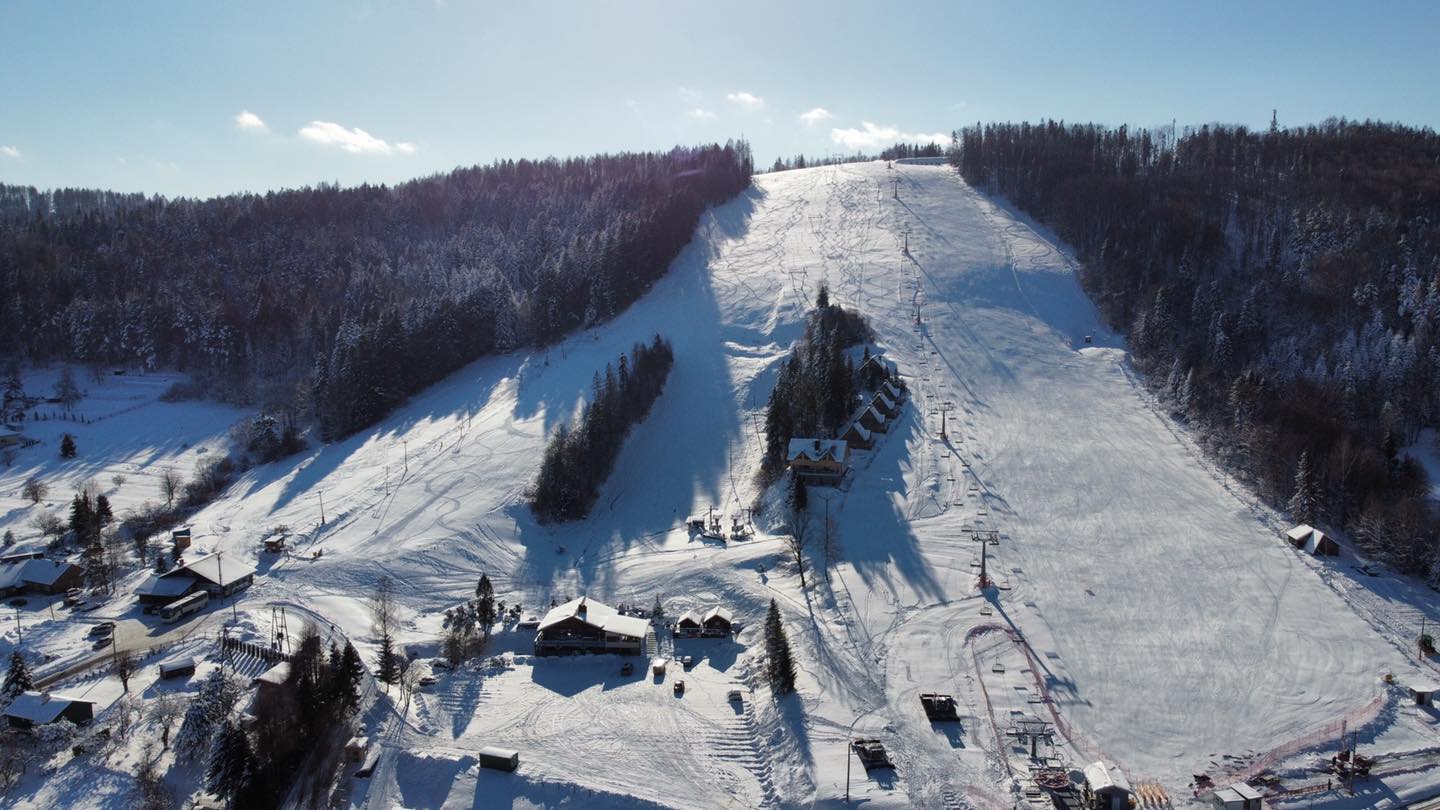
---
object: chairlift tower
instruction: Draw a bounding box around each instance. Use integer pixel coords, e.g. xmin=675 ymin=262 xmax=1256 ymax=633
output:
xmin=971 ymin=530 xmax=1000 ymax=589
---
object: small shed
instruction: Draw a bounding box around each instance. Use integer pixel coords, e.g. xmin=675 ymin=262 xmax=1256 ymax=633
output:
xmin=254 ymin=661 xmax=291 ymax=703
xmin=478 ymin=746 xmax=519 ymax=772
xmin=1408 ymin=682 xmax=1440 ymax=707
xmin=4 ymin=691 xmax=95 ymax=729
xmin=1212 ymin=782 xmax=1263 ymax=810
xmin=158 ymin=657 xmax=197 ymax=679
xmin=676 ymin=610 xmax=702 ymax=636
xmin=172 ymin=527 xmax=192 ymax=551
xmin=702 ymin=606 xmax=734 ymax=636
xmin=651 ymin=658 xmax=667 ymax=676
xmin=1305 ymin=530 xmax=1339 ymax=556
xmin=263 ymin=535 xmax=287 ymax=553
xmin=1083 ymin=761 xmax=1132 ymax=810
xmin=344 ymin=735 xmax=370 ymax=763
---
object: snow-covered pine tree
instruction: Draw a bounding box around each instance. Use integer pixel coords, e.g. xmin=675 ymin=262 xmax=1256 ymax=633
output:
xmin=764 ymin=599 xmax=797 ymax=696
xmin=2 ymin=651 xmax=34 ymax=706
xmin=1288 ymin=450 xmax=1319 ymax=525
xmin=476 ymin=574 xmax=496 ymax=640
xmin=176 ymin=668 xmax=242 ymax=762
xmin=206 ymin=719 xmax=253 ymax=805
xmin=377 ymin=634 xmax=401 ymax=685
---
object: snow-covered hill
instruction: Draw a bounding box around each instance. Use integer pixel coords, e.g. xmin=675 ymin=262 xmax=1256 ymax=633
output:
xmin=8 ymin=162 xmax=1440 ymax=809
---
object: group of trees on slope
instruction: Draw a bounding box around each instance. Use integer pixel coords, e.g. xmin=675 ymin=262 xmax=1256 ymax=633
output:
xmin=766 ymin=141 xmax=944 ymax=174
xmin=0 ymin=142 xmax=752 ymax=440
xmin=530 ymin=335 xmax=675 ymax=522
xmin=953 ymin=118 xmax=1440 ymax=575
xmin=761 ymin=285 xmax=875 ymax=481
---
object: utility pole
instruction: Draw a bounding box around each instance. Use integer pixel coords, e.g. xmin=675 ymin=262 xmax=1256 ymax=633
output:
xmin=12 ymin=607 xmax=19 ymax=646
xmin=892 ymin=177 xmax=899 ymax=199
xmin=403 ymin=439 xmax=409 ymax=472
xmin=318 ymin=491 xmax=326 ymax=526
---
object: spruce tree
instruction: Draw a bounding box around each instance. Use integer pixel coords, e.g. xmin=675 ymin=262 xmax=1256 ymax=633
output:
xmin=206 ymin=719 xmax=253 ymax=805
xmin=94 ymin=494 xmax=114 ymax=526
xmin=59 ymin=433 xmax=76 ymax=459
xmin=475 ymin=574 xmax=496 ymax=640
xmin=377 ymin=634 xmax=400 ymax=685
xmin=764 ymin=599 xmax=797 ymax=696
xmin=3 ymin=651 xmax=34 ymax=704
xmin=1289 ymin=450 xmax=1319 ymax=525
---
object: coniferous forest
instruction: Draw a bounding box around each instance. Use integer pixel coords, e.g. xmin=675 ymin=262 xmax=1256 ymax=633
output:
xmin=953 ymin=119 xmax=1440 ymax=575
xmin=530 ymin=335 xmax=675 ymax=522
xmin=0 ymin=143 xmax=752 ymax=439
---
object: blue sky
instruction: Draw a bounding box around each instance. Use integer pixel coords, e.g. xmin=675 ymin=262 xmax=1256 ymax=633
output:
xmin=2 ymin=0 xmax=1437 ymax=198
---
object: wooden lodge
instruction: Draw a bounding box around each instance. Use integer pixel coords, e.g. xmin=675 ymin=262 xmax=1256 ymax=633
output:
xmin=533 ymin=596 xmax=648 ymax=656
xmin=787 ymin=438 xmax=849 ymax=484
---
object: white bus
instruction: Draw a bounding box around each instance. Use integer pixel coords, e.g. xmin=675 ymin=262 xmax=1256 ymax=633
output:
xmin=159 ymin=590 xmax=209 ymax=623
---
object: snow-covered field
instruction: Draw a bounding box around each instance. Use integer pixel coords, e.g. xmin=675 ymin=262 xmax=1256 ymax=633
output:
xmin=6 ymin=161 xmax=1440 ymax=809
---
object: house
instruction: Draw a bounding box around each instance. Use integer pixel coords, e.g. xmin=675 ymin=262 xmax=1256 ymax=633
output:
xmin=0 ymin=550 xmax=46 ymax=566
xmin=254 ymin=661 xmax=291 ymax=703
xmin=172 ymin=527 xmax=192 ymax=551
xmin=859 ymin=406 xmax=889 ymax=434
xmin=676 ymin=610 xmax=703 ymax=637
xmin=533 ymin=596 xmax=649 ymax=656
xmin=3 ymin=691 xmax=95 ymax=729
xmin=263 ymin=535 xmax=286 ymax=554
xmin=1212 ymin=782 xmax=1263 ymax=810
xmin=1408 ymin=682 xmax=1440 ymax=707
xmin=137 ymin=552 xmax=255 ymax=609
xmin=872 ymin=391 xmax=901 ymax=418
xmin=787 ymin=438 xmax=849 ymax=484
xmin=1083 ymin=761 xmax=1132 ymax=810
xmin=882 ymin=380 xmax=906 ymax=404
xmin=840 ymin=420 xmax=873 ymax=450
xmin=1286 ymin=524 xmax=1338 ymax=556
xmin=702 ymin=606 xmax=734 ymax=636
xmin=0 ymin=558 xmax=83 ymax=597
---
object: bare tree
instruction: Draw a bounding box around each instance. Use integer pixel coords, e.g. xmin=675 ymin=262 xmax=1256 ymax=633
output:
xmin=150 ymin=693 xmax=185 ymax=749
xmin=786 ymin=505 xmax=811 ymax=591
xmin=111 ymin=473 xmax=127 ymax=489
xmin=159 ymin=468 xmax=181 ymax=507
xmin=399 ymin=659 xmax=424 ymax=717
xmin=371 ymin=575 xmax=395 ymax=640
xmin=31 ymin=509 xmax=63 ymax=539
xmin=115 ymin=649 xmax=136 ymax=692
xmin=22 ymin=475 xmax=47 ymax=504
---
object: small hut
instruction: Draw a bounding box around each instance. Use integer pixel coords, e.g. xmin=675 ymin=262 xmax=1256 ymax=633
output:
xmin=676 ymin=610 xmax=703 ymax=637
xmin=702 ymin=606 xmax=734 ymax=636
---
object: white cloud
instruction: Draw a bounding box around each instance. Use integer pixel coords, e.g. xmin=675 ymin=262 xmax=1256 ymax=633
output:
xmin=0 ymin=145 xmax=19 ymax=159
xmin=799 ymin=107 xmax=833 ymax=127
xmin=678 ymin=86 xmax=702 ymax=103
xmin=726 ymin=91 xmax=764 ymax=109
xmin=830 ymin=121 xmax=949 ymax=151
xmin=687 ymin=108 xmax=716 ymax=120
xmin=234 ymin=110 xmax=268 ymax=132
xmin=298 ymin=121 xmax=416 ymax=155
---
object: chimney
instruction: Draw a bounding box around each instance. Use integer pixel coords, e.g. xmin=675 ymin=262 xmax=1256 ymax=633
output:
xmin=577 ymin=598 xmax=587 ymax=615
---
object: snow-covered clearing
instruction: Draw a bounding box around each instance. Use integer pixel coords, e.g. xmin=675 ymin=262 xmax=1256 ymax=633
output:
xmin=7 ymin=162 xmax=1440 ymax=809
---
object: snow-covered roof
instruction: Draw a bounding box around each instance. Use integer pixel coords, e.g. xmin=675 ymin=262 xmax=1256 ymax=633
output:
xmin=1409 ymin=681 xmax=1440 ymax=694
xmin=16 ymin=558 xmax=78 ymax=587
xmin=704 ymin=606 xmax=733 ymax=625
xmin=842 ymin=421 xmax=871 ymax=440
xmin=875 ymin=392 xmax=895 ymax=410
xmin=1083 ymin=761 xmax=1131 ymax=794
xmin=159 ymin=657 xmax=196 ymax=672
xmin=1286 ymin=524 xmax=1314 ymax=542
xmin=1229 ymin=783 xmax=1262 ymax=801
xmin=0 ymin=566 xmax=21 ymax=592
xmin=864 ymin=406 xmax=887 ymax=424
xmin=162 ymin=552 xmax=254 ymax=588
xmin=137 ymin=574 xmax=198 ymax=598
xmin=676 ymin=609 xmax=702 ymax=627
xmin=538 ymin=597 xmax=649 ymax=640
xmin=3 ymin=691 xmax=91 ymax=725
xmin=1305 ymin=530 xmax=1336 ymax=554
xmin=787 ymin=438 xmax=847 ymax=463
xmin=883 ymin=380 xmax=902 ymax=399
xmin=257 ymin=661 xmax=291 ymax=686
xmin=479 ymin=746 xmax=518 ymax=759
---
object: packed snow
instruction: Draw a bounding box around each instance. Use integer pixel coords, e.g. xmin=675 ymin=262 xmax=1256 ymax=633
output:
xmin=5 ymin=162 xmax=1440 ymax=808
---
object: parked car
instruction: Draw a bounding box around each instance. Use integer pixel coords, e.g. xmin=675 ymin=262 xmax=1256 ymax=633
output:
xmin=620 ymin=662 xmax=634 ymax=676
xmin=430 ymin=658 xmax=452 ymax=670
xmin=728 ymin=689 xmax=743 ymax=703
xmin=92 ymin=635 xmax=113 ymax=649
xmin=418 ymin=675 xmax=438 ymax=687
xmin=673 ymin=679 xmax=685 ymax=695
xmin=88 ymin=622 xmax=116 ymax=637
xmin=681 ymin=655 xmax=694 ymax=670
xmin=64 ymin=588 xmax=85 ymax=606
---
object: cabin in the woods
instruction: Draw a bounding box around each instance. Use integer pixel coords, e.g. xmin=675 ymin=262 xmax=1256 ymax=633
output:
xmin=787 ymin=438 xmax=849 ymax=484
xmin=840 ymin=420 xmax=873 ymax=450
xmin=4 ymin=691 xmax=95 ymax=729
xmin=0 ymin=558 xmax=82 ymax=597
xmin=872 ymin=391 xmax=901 ymax=418
xmin=1211 ymin=783 xmax=1263 ymax=810
xmin=702 ymin=606 xmax=734 ymax=636
xmin=676 ymin=609 xmax=703 ymax=637
xmin=534 ymin=596 xmax=648 ymax=656
xmin=1286 ymin=524 xmax=1338 ymax=556
xmin=1083 ymin=761 xmax=1132 ymax=810
xmin=137 ymin=552 xmax=256 ymax=609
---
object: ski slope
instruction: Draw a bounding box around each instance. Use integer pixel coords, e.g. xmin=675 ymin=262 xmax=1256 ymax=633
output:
xmin=10 ymin=161 xmax=1439 ymax=809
